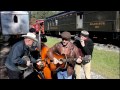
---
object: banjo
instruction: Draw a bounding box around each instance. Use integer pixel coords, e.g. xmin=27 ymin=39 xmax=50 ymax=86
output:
xmin=17 ymin=56 xmax=32 ymax=70
xmin=17 ymin=56 xmax=44 ymax=71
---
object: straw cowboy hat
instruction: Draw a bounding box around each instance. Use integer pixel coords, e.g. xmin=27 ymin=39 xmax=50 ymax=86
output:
xmin=22 ymin=32 xmax=38 ymax=42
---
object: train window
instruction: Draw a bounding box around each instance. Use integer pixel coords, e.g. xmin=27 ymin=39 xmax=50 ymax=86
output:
xmin=76 ymin=13 xmax=83 ymax=29
xmin=52 ymin=20 xmax=54 ymax=26
xmin=55 ymin=19 xmax=58 ymax=26
xmin=66 ymin=14 xmax=68 ymax=17
xmin=50 ymin=21 xmax=51 ymax=26
xmin=116 ymin=11 xmax=120 ymax=32
xmin=80 ymin=14 xmax=82 ymax=19
xmin=118 ymin=13 xmax=120 ymax=32
xmin=13 ymin=15 xmax=18 ymax=23
xmin=70 ymin=13 xmax=72 ymax=16
xmin=47 ymin=22 xmax=50 ymax=30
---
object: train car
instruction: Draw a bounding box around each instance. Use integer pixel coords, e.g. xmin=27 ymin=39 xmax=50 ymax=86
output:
xmin=35 ymin=19 xmax=45 ymax=34
xmin=44 ymin=11 xmax=82 ymax=36
xmin=0 ymin=11 xmax=29 ymax=44
xmin=44 ymin=11 xmax=120 ymax=47
xmin=30 ymin=19 xmax=45 ymax=34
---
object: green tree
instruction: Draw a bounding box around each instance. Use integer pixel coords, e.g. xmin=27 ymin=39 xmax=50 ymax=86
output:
xmin=30 ymin=11 xmax=62 ymax=19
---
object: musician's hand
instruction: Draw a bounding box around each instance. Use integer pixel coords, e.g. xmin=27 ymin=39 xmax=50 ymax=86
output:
xmin=36 ymin=59 xmax=41 ymax=62
xmin=36 ymin=61 xmax=43 ymax=66
xmin=80 ymin=39 xmax=85 ymax=47
xmin=26 ymin=61 xmax=31 ymax=66
xmin=53 ymin=57 xmax=59 ymax=64
xmin=76 ymin=56 xmax=82 ymax=63
xmin=58 ymin=60 xmax=63 ymax=64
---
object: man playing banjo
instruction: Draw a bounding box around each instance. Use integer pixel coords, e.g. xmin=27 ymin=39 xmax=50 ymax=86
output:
xmin=5 ymin=32 xmax=42 ymax=79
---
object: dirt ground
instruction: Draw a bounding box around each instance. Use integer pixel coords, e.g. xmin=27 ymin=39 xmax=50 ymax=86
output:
xmin=0 ymin=42 xmax=10 ymax=79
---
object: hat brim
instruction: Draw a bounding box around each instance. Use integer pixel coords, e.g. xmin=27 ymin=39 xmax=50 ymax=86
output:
xmin=22 ymin=35 xmax=38 ymax=42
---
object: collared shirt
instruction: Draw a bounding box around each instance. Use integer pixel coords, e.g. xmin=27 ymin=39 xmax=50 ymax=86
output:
xmin=57 ymin=71 xmax=73 ymax=79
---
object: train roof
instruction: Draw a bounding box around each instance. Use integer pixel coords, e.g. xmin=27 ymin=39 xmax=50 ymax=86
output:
xmin=45 ymin=11 xmax=83 ymax=20
xmin=45 ymin=11 xmax=99 ymax=20
xmin=0 ymin=11 xmax=29 ymax=15
xmin=45 ymin=11 xmax=119 ymax=20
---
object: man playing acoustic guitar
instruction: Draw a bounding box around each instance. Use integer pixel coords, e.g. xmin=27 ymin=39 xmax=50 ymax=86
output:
xmin=47 ymin=31 xmax=83 ymax=79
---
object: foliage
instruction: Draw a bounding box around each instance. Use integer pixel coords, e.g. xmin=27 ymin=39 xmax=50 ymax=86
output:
xmin=30 ymin=11 xmax=62 ymax=19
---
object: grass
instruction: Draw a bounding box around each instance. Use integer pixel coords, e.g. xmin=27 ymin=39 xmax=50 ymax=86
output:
xmin=91 ymin=49 xmax=119 ymax=79
xmin=45 ymin=36 xmax=120 ymax=79
xmin=45 ymin=36 xmax=61 ymax=48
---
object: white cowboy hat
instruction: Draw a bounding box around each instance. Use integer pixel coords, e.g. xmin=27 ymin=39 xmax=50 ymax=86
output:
xmin=22 ymin=32 xmax=38 ymax=42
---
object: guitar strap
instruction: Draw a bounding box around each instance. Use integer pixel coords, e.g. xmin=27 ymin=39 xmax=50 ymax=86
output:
xmin=24 ymin=46 xmax=31 ymax=57
xmin=23 ymin=47 xmax=33 ymax=64
xmin=63 ymin=54 xmax=68 ymax=69
xmin=70 ymin=45 xmax=74 ymax=57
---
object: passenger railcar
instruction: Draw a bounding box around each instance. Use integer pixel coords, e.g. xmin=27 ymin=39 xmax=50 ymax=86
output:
xmin=44 ymin=11 xmax=120 ymax=46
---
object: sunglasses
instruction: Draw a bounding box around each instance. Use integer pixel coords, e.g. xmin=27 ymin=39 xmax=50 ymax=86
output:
xmin=62 ymin=38 xmax=68 ymax=41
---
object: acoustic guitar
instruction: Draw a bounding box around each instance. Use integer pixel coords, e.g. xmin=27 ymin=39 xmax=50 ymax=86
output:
xmin=47 ymin=53 xmax=77 ymax=72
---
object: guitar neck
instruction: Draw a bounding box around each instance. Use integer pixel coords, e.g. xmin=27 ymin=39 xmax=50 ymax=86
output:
xmin=62 ymin=57 xmax=86 ymax=62
xmin=62 ymin=58 xmax=77 ymax=62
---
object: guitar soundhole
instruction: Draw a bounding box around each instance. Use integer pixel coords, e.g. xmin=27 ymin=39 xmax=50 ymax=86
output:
xmin=50 ymin=60 xmax=53 ymax=62
xmin=59 ymin=59 xmax=63 ymax=61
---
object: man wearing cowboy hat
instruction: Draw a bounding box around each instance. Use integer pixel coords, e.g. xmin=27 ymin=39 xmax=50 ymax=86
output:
xmin=5 ymin=32 xmax=41 ymax=79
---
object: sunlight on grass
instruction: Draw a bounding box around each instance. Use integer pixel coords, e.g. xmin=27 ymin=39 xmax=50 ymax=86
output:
xmin=45 ymin=36 xmax=61 ymax=48
xmin=92 ymin=49 xmax=119 ymax=79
